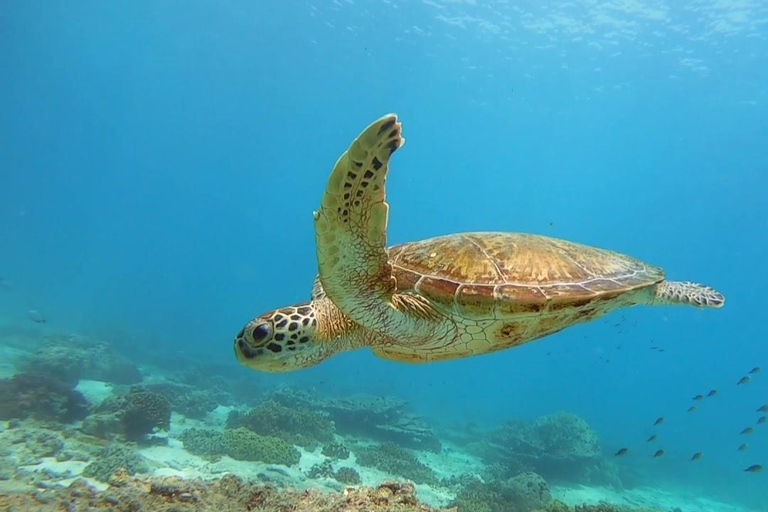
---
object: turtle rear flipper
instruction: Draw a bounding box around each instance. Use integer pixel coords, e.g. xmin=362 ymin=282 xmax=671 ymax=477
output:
xmin=651 ymin=281 xmax=725 ymax=308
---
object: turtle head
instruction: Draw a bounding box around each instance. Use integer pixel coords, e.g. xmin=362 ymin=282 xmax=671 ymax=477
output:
xmin=234 ymin=303 xmax=335 ymax=372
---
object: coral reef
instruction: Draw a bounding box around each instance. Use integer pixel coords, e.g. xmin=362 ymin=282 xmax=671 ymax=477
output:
xmin=81 ymin=444 xmax=148 ymax=482
xmin=0 ymin=472 xmax=449 ymax=511
xmin=0 ymin=373 xmax=89 ymax=423
xmin=20 ymin=333 xmax=142 ymax=386
xmin=82 ymin=387 xmax=171 ymax=442
xmin=469 ymin=412 xmax=618 ymax=486
xmin=179 ymin=427 xmax=301 ymax=466
xmin=271 ymin=388 xmax=442 ymax=453
xmin=226 ymin=399 xmax=335 ymax=449
xmin=450 ymin=472 xmax=551 ymax=512
xmin=355 ymin=442 xmax=438 ymax=485
xmin=144 ymin=382 xmax=220 ymax=419
xmin=334 ymin=466 xmax=362 ymax=485
xmin=322 ymin=442 xmax=351 ymax=459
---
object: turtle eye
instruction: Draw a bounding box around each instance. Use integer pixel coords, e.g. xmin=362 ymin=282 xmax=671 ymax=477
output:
xmin=251 ymin=323 xmax=272 ymax=344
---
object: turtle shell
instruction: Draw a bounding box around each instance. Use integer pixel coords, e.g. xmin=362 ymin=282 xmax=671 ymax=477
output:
xmin=388 ymin=232 xmax=664 ymax=318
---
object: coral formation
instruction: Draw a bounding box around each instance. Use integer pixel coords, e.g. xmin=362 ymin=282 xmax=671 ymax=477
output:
xmin=144 ymin=382 xmax=220 ymax=419
xmin=334 ymin=466 xmax=362 ymax=485
xmin=0 ymin=472 xmax=448 ymax=511
xmin=355 ymin=442 xmax=438 ymax=485
xmin=469 ymin=412 xmax=618 ymax=486
xmin=83 ymin=387 xmax=171 ymax=442
xmin=179 ymin=427 xmax=301 ymax=466
xmin=322 ymin=442 xmax=351 ymax=459
xmin=20 ymin=333 xmax=142 ymax=386
xmin=450 ymin=472 xmax=551 ymax=512
xmin=82 ymin=444 xmax=148 ymax=482
xmin=271 ymin=388 xmax=442 ymax=453
xmin=226 ymin=399 xmax=335 ymax=449
xmin=0 ymin=373 xmax=89 ymax=423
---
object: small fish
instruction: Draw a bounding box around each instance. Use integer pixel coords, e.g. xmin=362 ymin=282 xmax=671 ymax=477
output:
xmin=749 ymin=367 xmax=761 ymax=374
xmin=654 ymin=449 xmax=665 ymax=458
xmin=614 ymin=448 xmax=629 ymax=456
xmin=691 ymin=452 xmax=703 ymax=461
xmin=687 ymin=405 xmax=698 ymax=413
xmin=692 ymin=394 xmax=704 ymax=401
xmin=27 ymin=309 xmax=46 ymax=324
xmin=744 ymin=465 xmax=763 ymax=473
xmin=647 ymin=435 xmax=658 ymax=442
xmin=738 ymin=443 xmax=749 ymax=452
xmin=737 ymin=376 xmax=751 ymax=385
xmin=758 ymin=405 xmax=768 ymax=413
xmin=653 ymin=417 xmax=665 ymax=426
xmin=707 ymin=389 xmax=718 ymax=397
xmin=757 ymin=416 xmax=766 ymax=425
xmin=741 ymin=427 xmax=755 ymax=435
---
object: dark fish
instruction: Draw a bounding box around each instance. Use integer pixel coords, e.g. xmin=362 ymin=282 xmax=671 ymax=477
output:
xmin=744 ymin=465 xmax=763 ymax=473
xmin=647 ymin=435 xmax=657 ymax=442
xmin=687 ymin=405 xmax=698 ymax=413
xmin=757 ymin=416 xmax=766 ymax=425
xmin=749 ymin=367 xmax=761 ymax=374
xmin=758 ymin=405 xmax=768 ymax=413
xmin=614 ymin=448 xmax=629 ymax=456
xmin=692 ymin=394 xmax=704 ymax=401
xmin=27 ymin=309 xmax=46 ymax=324
xmin=737 ymin=376 xmax=751 ymax=385
xmin=691 ymin=452 xmax=703 ymax=461
xmin=741 ymin=427 xmax=755 ymax=435
xmin=653 ymin=417 xmax=665 ymax=426
xmin=738 ymin=443 xmax=748 ymax=452
xmin=707 ymin=389 xmax=718 ymax=397
xmin=654 ymin=449 xmax=665 ymax=458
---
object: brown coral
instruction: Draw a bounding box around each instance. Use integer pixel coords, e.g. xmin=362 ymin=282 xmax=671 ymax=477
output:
xmin=0 ymin=471 xmax=454 ymax=511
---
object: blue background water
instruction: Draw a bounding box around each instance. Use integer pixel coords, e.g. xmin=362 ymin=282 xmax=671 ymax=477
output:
xmin=1 ymin=0 xmax=766 ymax=507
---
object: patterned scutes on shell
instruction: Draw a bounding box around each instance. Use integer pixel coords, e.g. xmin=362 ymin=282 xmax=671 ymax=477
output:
xmin=389 ymin=232 xmax=664 ymax=314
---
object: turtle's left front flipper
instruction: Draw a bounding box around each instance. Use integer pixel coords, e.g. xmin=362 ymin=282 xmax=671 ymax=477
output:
xmin=651 ymin=281 xmax=725 ymax=308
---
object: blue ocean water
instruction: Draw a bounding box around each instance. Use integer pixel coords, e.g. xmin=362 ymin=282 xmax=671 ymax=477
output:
xmin=1 ymin=0 xmax=766 ymax=509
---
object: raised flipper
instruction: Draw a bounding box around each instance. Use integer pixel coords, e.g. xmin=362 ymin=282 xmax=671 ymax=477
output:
xmin=651 ymin=281 xmax=725 ymax=308
xmin=313 ymin=114 xmax=444 ymax=337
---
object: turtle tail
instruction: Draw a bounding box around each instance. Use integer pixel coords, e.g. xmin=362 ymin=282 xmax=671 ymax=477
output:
xmin=651 ymin=281 xmax=725 ymax=308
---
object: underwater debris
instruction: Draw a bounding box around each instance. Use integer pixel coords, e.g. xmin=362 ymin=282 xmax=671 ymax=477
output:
xmin=27 ymin=310 xmax=46 ymax=324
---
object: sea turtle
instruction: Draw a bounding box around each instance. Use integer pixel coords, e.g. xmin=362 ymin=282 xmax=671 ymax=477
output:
xmin=235 ymin=114 xmax=724 ymax=372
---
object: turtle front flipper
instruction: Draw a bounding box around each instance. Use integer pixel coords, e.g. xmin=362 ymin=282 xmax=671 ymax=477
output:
xmin=651 ymin=281 xmax=725 ymax=308
xmin=314 ymin=114 xmax=444 ymax=337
